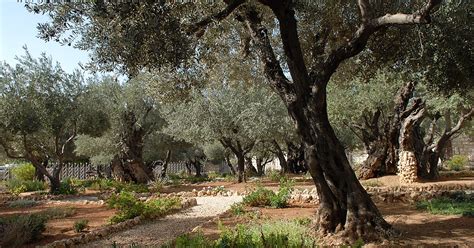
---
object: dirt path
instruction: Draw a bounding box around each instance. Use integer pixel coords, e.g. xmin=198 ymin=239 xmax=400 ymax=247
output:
xmin=78 ymin=196 xmax=242 ymax=247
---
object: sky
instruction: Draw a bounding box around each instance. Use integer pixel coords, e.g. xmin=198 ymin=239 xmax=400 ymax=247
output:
xmin=0 ymin=0 xmax=89 ymax=73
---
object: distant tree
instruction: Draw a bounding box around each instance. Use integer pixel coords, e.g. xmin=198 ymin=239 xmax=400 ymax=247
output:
xmin=74 ymin=77 xmax=163 ymax=183
xmin=0 ymin=50 xmax=95 ymax=192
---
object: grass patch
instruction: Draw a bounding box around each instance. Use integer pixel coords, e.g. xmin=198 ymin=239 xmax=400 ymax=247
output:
xmin=416 ymin=192 xmax=473 ymax=216
xmin=7 ymin=199 xmax=38 ymax=208
xmin=163 ymin=220 xmax=317 ymax=248
xmin=0 ymin=214 xmax=47 ymax=248
xmin=73 ymin=219 xmax=89 ymax=233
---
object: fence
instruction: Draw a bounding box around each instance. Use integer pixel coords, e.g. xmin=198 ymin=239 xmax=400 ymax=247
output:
xmin=0 ymin=161 xmax=215 ymax=181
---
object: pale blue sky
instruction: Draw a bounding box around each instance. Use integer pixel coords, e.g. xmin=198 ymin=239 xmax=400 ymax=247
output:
xmin=0 ymin=0 xmax=89 ymax=73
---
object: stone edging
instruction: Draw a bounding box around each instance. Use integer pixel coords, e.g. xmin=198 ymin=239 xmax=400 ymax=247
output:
xmin=40 ymin=198 xmax=198 ymax=248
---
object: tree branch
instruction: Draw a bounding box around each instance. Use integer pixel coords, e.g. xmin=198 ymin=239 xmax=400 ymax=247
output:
xmin=322 ymin=0 xmax=441 ymax=79
xmin=236 ymin=7 xmax=295 ymax=104
xmin=186 ymin=0 xmax=245 ymax=37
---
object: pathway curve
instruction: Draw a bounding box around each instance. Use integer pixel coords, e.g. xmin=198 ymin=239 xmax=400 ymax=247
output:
xmin=79 ymin=196 xmax=242 ymax=247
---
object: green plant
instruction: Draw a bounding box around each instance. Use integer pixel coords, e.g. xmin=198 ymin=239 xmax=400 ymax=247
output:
xmin=0 ymin=214 xmax=47 ymax=248
xmin=107 ymin=191 xmax=180 ymax=223
xmin=162 ymin=233 xmax=208 ymax=248
xmin=6 ymin=179 xmax=46 ymax=195
xmin=150 ymin=181 xmax=164 ymax=193
xmin=269 ymin=179 xmax=294 ymax=208
xmin=267 ymin=170 xmax=283 ymax=182
xmin=54 ymin=178 xmax=78 ymax=195
xmin=416 ymin=192 xmax=473 ymax=216
xmin=445 ymin=155 xmax=469 ymax=171
xmin=41 ymin=207 xmax=76 ymax=219
xmin=243 ymin=179 xmax=294 ymax=208
xmin=217 ymin=220 xmax=316 ymax=247
xmin=243 ymin=186 xmax=275 ymax=207
xmin=361 ymin=179 xmax=384 ymax=187
xmin=73 ymin=219 xmax=89 ymax=233
xmin=7 ymin=199 xmax=38 ymax=208
xmin=230 ymin=202 xmax=245 ymax=216
xmin=10 ymin=163 xmax=36 ymax=181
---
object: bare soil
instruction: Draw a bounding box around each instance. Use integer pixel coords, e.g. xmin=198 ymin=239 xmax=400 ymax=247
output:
xmin=0 ymin=201 xmax=115 ymax=247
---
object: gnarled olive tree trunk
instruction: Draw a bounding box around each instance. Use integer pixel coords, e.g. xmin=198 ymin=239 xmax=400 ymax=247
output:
xmin=356 ymin=82 xmax=416 ymax=179
xmin=191 ymin=0 xmax=439 ymax=241
xmin=111 ymin=111 xmax=154 ymax=183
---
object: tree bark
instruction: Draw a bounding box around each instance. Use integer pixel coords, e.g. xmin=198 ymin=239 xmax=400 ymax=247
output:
xmin=160 ymin=150 xmax=172 ymax=178
xmin=356 ymin=82 xmax=416 ymax=179
xmin=113 ymin=111 xmax=154 ymax=183
xmin=272 ymin=140 xmax=288 ymax=174
xmin=224 ymin=154 xmax=236 ymax=175
xmin=397 ymin=98 xmax=425 ymax=183
xmin=236 ymin=154 xmax=245 ymax=183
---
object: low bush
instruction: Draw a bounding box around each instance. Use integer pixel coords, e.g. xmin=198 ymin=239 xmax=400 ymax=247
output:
xmin=0 ymin=214 xmax=47 ymax=248
xmin=416 ymin=192 xmax=473 ymax=216
xmin=7 ymin=199 xmax=38 ymax=208
xmin=243 ymin=186 xmax=275 ymax=207
xmin=230 ymin=202 xmax=245 ymax=216
xmin=53 ymin=178 xmax=78 ymax=195
xmin=164 ymin=220 xmax=317 ymax=248
xmin=73 ymin=219 xmax=89 ymax=233
xmin=107 ymin=191 xmax=180 ymax=223
xmin=6 ymin=179 xmax=46 ymax=194
xmin=41 ymin=207 xmax=76 ymax=219
xmin=11 ymin=163 xmax=36 ymax=181
xmin=445 ymin=155 xmax=469 ymax=171
xmin=243 ymin=178 xmax=294 ymax=208
xmin=267 ymin=170 xmax=283 ymax=182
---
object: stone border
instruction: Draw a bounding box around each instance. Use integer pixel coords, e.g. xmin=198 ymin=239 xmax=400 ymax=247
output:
xmin=40 ymin=198 xmax=198 ymax=248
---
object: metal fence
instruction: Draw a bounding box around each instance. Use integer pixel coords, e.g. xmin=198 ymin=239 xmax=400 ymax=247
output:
xmin=0 ymin=161 xmax=217 ymax=181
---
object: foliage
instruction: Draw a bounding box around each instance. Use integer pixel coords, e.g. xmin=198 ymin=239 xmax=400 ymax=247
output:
xmin=7 ymin=199 xmax=38 ymax=208
xmin=40 ymin=207 xmax=76 ymax=219
xmin=73 ymin=219 xmax=89 ymax=233
xmin=243 ymin=186 xmax=275 ymax=207
xmin=230 ymin=202 xmax=245 ymax=216
xmin=53 ymin=178 xmax=78 ymax=195
xmin=107 ymin=191 xmax=180 ymax=223
xmin=6 ymin=179 xmax=46 ymax=195
xmin=445 ymin=155 xmax=469 ymax=171
xmin=361 ymin=179 xmax=384 ymax=188
xmin=0 ymin=214 xmax=47 ymax=248
xmin=10 ymin=163 xmax=36 ymax=181
xmin=165 ymin=220 xmax=316 ymax=248
xmin=267 ymin=170 xmax=283 ymax=182
xmin=270 ymin=178 xmax=294 ymax=208
xmin=416 ymin=192 xmax=474 ymax=216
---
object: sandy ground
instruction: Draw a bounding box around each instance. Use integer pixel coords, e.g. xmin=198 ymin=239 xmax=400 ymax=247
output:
xmin=78 ymin=196 xmax=243 ymax=247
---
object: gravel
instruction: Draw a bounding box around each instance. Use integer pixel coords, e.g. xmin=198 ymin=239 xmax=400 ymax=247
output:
xmin=78 ymin=196 xmax=242 ymax=247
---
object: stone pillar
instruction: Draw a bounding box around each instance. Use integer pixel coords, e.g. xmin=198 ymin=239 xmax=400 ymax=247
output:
xmin=398 ymin=151 xmax=418 ymax=184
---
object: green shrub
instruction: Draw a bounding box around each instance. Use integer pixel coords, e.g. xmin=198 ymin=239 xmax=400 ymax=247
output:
xmin=54 ymin=178 xmax=78 ymax=195
xmin=269 ymin=178 xmax=294 ymax=208
xmin=6 ymin=179 xmax=46 ymax=194
xmin=416 ymin=192 xmax=473 ymax=216
xmin=73 ymin=219 xmax=89 ymax=233
xmin=267 ymin=170 xmax=283 ymax=182
xmin=11 ymin=163 xmax=36 ymax=181
xmin=230 ymin=202 xmax=245 ymax=216
xmin=243 ymin=179 xmax=294 ymax=208
xmin=0 ymin=214 xmax=47 ymax=248
xmin=8 ymin=199 xmax=38 ymax=208
xmin=446 ymin=155 xmax=469 ymax=171
xmin=243 ymin=187 xmax=275 ymax=207
xmin=107 ymin=191 xmax=180 ymax=223
xmin=142 ymin=198 xmax=181 ymax=219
